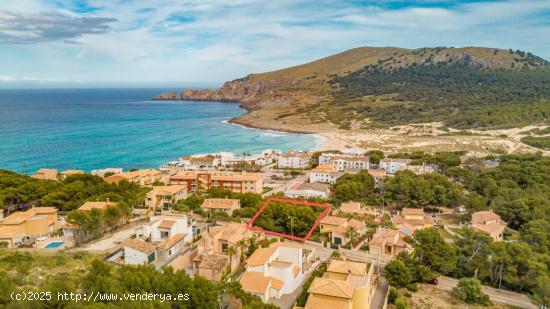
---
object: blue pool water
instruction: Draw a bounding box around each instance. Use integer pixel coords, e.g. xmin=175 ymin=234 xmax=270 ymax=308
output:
xmin=45 ymin=241 xmax=64 ymax=248
xmin=0 ymin=88 xmax=320 ymax=173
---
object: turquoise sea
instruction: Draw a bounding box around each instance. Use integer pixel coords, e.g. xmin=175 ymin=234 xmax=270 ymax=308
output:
xmin=0 ymin=88 xmax=320 ymax=173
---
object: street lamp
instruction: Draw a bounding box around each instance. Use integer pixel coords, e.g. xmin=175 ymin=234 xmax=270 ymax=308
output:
xmin=288 ymin=216 xmax=294 ymax=237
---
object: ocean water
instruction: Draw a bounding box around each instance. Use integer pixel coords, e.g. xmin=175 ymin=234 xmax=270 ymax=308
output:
xmin=0 ymin=88 xmax=320 ymax=173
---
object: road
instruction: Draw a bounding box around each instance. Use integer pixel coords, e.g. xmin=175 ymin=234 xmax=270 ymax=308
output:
xmin=436 ymin=276 xmax=536 ymax=309
xmin=370 ymin=276 xmax=389 ymax=309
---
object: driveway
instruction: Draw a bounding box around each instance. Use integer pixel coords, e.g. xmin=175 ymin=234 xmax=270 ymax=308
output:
xmin=77 ymin=222 xmax=142 ymax=252
xmin=370 ymin=276 xmax=389 ymax=309
xmin=436 ymin=276 xmax=536 ymax=309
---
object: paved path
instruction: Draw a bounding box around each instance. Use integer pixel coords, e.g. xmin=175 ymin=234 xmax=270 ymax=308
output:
xmin=436 ymin=276 xmax=536 ymax=309
xmin=370 ymin=276 xmax=389 ymax=309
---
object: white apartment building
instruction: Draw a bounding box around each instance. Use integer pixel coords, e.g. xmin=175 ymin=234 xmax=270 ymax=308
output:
xmin=277 ymin=151 xmax=311 ymax=169
xmin=319 ymin=153 xmax=370 ymax=171
xmin=379 ymin=158 xmax=411 ymax=174
xmin=309 ymin=164 xmax=343 ymax=184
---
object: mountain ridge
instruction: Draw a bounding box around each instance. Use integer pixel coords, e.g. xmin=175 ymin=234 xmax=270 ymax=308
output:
xmin=155 ymin=46 xmax=550 ymax=131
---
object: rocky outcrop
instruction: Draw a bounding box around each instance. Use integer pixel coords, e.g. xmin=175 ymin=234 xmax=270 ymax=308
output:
xmin=153 ymin=92 xmax=182 ymax=100
xmin=154 ymin=74 xmax=300 ymax=111
xmin=430 ymin=52 xmax=501 ymax=69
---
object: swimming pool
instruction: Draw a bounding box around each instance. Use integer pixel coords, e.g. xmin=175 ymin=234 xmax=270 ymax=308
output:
xmin=45 ymin=241 xmax=64 ymax=248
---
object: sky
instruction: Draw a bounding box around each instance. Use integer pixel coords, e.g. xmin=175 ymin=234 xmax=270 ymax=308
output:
xmin=0 ymin=0 xmax=549 ymax=88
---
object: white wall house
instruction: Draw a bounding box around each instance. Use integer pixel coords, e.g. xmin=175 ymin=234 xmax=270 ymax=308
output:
xmin=240 ymin=242 xmax=310 ymax=302
xmin=379 ymin=158 xmax=411 ymax=174
xmin=139 ymin=214 xmax=193 ymax=244
xmin=309 ymin=164 xmax=343 ymax=184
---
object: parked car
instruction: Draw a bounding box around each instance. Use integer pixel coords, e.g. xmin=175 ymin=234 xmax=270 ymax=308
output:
xmin=428 ymin=278 xmax=439 ymax=285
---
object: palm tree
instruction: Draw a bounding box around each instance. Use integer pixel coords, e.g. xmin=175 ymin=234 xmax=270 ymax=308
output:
xmin=227 ymin=245 xmax=236 ymax=274
xmin=347 ymin=226 xmax=357 ymax=247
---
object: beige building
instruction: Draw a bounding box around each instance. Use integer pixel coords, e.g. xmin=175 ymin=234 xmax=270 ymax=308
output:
xmin=320 ymin=216 xmax=367 ymax=247
xmin=303 ymin=259 xmax=375 ymax=309
xmin=78 ymin=200 xmax=117 ymax=212
xmin=201 ymin=198 xmax=241 ymax=215
xmin=145 ymin=185 xmax=187 ymax=211
xmin=32 ymin=168 xmax=59 ymax=181
xmin=0 ymin=207 xmax=58 ymax=247
xmin=368 ymin=227 xmax=410 ymax=258
xmin=169 ymin=171 xmax=263 ymax=194
xmin=391 ymin=208 xmax=433 ymax=230
xmin=309 ymin=164 xmax=343 ymax=184
xmin=470 ymin=211 xmax=507 ymax=241
xmin=105 ymin=169 xmax=162 ymax=186
xmin=194 ymin=222 xmax=252 ymax=276
xmin=194 ymin=253 xmax=230 ymax=281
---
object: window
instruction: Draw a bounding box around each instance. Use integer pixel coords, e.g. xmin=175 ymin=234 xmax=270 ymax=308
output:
xmin=160 ymin=231 xmax=169 ymax=239
xmin=147 ymin=252 xmax=156 ymax=263
xmin=221 ymin=243 xmax=228 ymax=252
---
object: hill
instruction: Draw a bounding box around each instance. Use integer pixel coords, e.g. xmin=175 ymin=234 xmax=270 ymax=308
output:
xmin=156 ymin=46 xmax=550 ymax=132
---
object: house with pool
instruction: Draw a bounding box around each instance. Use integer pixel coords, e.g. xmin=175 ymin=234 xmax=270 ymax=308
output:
xmin=0 ymin=207 xmax=59 ymax=248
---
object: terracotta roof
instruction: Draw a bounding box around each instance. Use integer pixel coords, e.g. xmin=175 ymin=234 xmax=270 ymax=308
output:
xmin=170 ymin=171 xmax=263 ymax=181
xmin=347 ymin=218 xmax=365 ymax=230
xmin=281 ymin=152 xmax=310 ymax=159
xmin=471 ymin=211 xmax=503 ymax=225
xmin=246 ymin=247 xmax=277 ymax=266
xmin=327 ymin=259 xmax=368 ymax=276
xmin=78 ymin=201 xmax=115 ymax=211
xmin=369 ymin=228 xmax=407 ymax=247
xmin=304 ymin=294 xmax=351 ymax=309
xmin=308 ymin=277 xmax=355 ymax=299
xmin=158 ymin=233 xmax=187 ymax=250
xmin=472 ymin=223 xmax=506 ymax=235
xmin=240 ymin=271 xmax=284 ymax=294
xmin=270 ymin=241 xmax=303 ymax=249
xmin=320 ymin=216 xmax=348 ymax=226
xmin=1 ymin=207 xmax=57 ymax=225
xmin=158 ymin=220 xmax=176 ymax=229
xmin=201 ymin=198 xmax=240 ymax=210
xmin=148 ymin=185 xmax=186 ymax=195
xmin=327 ymin=260 xmax=369 ymax=276
xmin=208 ymin=222 xmax=249 ymax=243
xmin=339 ymin=202 xmax=362 ymax=213
xmin=312 ymin=164 xmax=338 ymax=173
xmin=32 ymin=168 xmax=59 ymax=180
xmin=401 ymin=208 xmax=425 ymax=216
xmin=125 ymin=238 xmax=157 ymax=254
xmin=198 ymin=253 xmax=229 ymax=270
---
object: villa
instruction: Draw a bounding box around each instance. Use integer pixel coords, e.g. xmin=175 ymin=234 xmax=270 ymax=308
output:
xmin=470 ymin=211 xmax=507 ymax=241
xmin=145 ymin=185 xmax=188 ymax=211
xmin=240 ymin=242 xmax=312 ymax=302
xmin=368 ymin=227 xmax=410 ymax=259
xmin=0 ymin=207 xmax=58 ymax=247
xmin=318 ymin=153 xmax=370 ymax=171
xmin=105 ymin=169 xmax=162 ymax=186
xmin=277 ymin=151 xmax=311 ymax=169
xmin=119 ymin=214 xmax=193 ymax=266
xmin=169 ymin=171 xmax=264 ymax=194
xmin=284 ymin=182 xmax=330 ymax=199
xmin=391 ymin=208 xmax=433 ymax=231
xmin=32 ymin=168 xmax=59 ymax=181
xmin=309 ymin=164 xmax=343 ymax=184
xmin=320 ymin=216 xmax=366 ymax=247
xmin=337 ymin=202 xmax=366 ymax=216
xmin=302 ymin=259 xmax=375 ymax=309
xmin=379 ymin=158 xmax=411 ymax=174
xmin=194 ymin=222 xmax=251 ymax=279
xmin=201 ymin=198 xmax=241 ymax=215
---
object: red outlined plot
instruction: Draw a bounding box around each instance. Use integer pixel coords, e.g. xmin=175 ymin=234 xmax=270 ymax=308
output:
xmin=246 ymin=197 xmax=331 ymax=241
